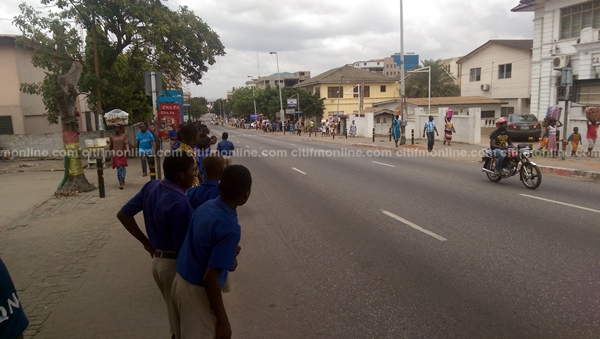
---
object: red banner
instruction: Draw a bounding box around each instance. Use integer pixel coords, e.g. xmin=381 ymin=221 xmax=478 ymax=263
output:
xmin=158 ymin=110 xmax=179 ymax=139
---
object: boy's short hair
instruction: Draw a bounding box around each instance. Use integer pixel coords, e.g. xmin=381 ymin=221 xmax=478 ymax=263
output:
xmin=202 ymin=155 xmax=225 ymax=178
xmin=163 ymin=151 xmax=195 ymax=181
xmin=220 ymin=165 xmax=252 ymax=200
xmin=179 ymin=123 xmax=198 ymax=143
xmin=197 ymin=136 xmax=211 ymax=150
xmin=222 ymin=132 xmax=229 ymax=140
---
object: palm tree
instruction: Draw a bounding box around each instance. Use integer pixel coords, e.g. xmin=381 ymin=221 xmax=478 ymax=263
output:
xmin=406 ymin=59 xmax=460 ymax=98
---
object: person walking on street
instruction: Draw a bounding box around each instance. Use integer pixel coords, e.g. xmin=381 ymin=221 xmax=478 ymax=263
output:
xmin=587 ymin=120 xmax=600 ymax=157
xmin=117 ymin=152 xmax=196 ymax=339
xmin=443 ymin=116 xmax=456 ymax=146
xmin=110 ymin=124 xmax=129 ymax=189
xmin=136 ymin=122 xmax=155 ymax=177
xmin=217 ymin=132 xmax=235 ymax=167
xmin=172 ymin=165 xmax=252 ymax=339
xmin=422 ymin=116 xmax=439 ymax=152
xmin=349 ymin=120 xmax=357 ymax=138
xmin=392 ymin=115 xmax=401 ymax=147
xmin=309 ymin=119 xmax=315 ymax=137
xmin=567 ymin=126 xmax=583 ymax=157
xmin=546 ymin=119 xmax=562 ymax=158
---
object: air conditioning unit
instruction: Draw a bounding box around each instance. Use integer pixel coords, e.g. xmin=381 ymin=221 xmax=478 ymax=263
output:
xmin=580 ymin=27 xmax=600 ymax=43
xmin=481 ymin=84 xmax=490 ymax=91
xmin=553 ymin=56 xmax=570 ymax=69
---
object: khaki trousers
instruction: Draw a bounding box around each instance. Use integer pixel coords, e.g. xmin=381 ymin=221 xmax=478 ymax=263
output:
xmin=223 ymin=156 xmax=232 ymax=167
xmin=172 ymin=273 xmax=217 ymax=339
xmin=152 ymin=257 xmax=177 ymax=336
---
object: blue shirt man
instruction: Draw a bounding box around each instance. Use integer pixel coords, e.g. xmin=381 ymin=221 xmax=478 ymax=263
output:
xmin=217 ymin=133 xmax=235 ymax=157
xmin=120 ymin=179 xmax=193 ymax=252
xmin=137 ymin=129 xmax=155 ymax=155
xmin=187 ymin=179 xmax=220 ymax=210
xmin=177 ymin=197 xmax=240 ymax=287
xmin=422 ymin=116 xmax=439 ymax=152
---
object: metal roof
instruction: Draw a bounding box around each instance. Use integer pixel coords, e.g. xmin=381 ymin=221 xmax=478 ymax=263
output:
xmin=406 ymin=96 xmax=509 ymax=106
xmin=295 ymin=65 xmax=397 ymax=87
xmin=457 ymin=39 xmax=533 ymax=64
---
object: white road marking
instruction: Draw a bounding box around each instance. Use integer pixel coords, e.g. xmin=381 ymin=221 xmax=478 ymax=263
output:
xmin=290 ymin=144 xmax=297 ymax=146
xmin=246 ymin=145 xmax=249 ymax=148
xmin=381 ymin=210 xmax=447 ymax=242
xmin=292 ymin=167 xmax=307 ymax=175
xmin=372 ymin=161 xmax=396 ymax=168
xmin=520 ymin=194 xmax=600 ymax=214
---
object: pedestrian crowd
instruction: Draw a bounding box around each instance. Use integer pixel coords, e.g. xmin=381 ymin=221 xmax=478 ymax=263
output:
xmin=117 ymin=121 xmax=252 ymax=339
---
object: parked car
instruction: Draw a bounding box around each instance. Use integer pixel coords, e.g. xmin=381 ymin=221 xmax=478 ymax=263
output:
xmin=506 ymin=114 xmax=542 ymax=141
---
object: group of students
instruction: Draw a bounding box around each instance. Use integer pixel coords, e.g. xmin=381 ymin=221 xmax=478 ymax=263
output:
xmin=117 ymin=123 xmax=250 ymax=339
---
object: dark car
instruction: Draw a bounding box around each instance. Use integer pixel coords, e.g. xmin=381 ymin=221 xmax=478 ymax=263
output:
xmin=506 ymin=114 xmax=541 ymax=140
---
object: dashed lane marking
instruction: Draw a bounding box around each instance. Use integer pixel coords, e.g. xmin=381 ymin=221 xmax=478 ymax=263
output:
xmin=520 ymin=194 xmax=600 ymax=214
xmin=382 ymin=210 xmax=447 ymax=242
xmin=372 ymin=161 xmax=395 ymax=168
xmin=292 ymin=168 xmax=307 ymax=175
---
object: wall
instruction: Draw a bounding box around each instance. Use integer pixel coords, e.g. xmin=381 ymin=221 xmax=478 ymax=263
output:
xmin=405 ymin=107 xmax=481 ymax=144
xmin=0 ymin=43 xmax=24 ymax=134
xmin=0 ymin=125 xmax=139 ymax=158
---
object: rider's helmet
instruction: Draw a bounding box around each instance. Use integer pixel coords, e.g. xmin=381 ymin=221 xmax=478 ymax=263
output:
xmin=495 ymin=117 xmax=508 ymax=128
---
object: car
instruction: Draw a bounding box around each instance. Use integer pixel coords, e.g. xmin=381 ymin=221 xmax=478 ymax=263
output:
xmin=506 ymin=114 xmax=542 ymax=141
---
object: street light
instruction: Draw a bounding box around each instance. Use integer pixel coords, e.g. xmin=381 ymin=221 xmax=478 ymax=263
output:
xmin=247 ymin=76 xmax=257 ymax=119
xmin=269 ymin=52 xmax=284 ymax=122
xmin=407 ymin=66 xmax=431 ymax=114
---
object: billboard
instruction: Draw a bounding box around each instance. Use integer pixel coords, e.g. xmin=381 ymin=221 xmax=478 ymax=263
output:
xmin=157 ymin=103 xmax=181 ymax=138
xmin=287 ymin=98 xmax=297 ymax=107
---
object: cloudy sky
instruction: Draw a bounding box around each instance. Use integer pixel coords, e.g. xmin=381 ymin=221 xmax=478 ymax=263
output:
xmin=0 ymin=0 xmax=533 ymax=101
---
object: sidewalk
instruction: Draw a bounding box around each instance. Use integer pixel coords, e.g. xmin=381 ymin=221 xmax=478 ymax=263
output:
xmin=0 ymin=160 xmax=172 ymax=338
xmin=236 ymin=127 xmax=600 ymax=181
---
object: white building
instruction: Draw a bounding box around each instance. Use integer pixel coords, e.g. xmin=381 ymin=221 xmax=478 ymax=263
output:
xmin=512 ymin=0 xmax=600 ymax=119
xmin=457 ymin=40 xmax=533 ymax=116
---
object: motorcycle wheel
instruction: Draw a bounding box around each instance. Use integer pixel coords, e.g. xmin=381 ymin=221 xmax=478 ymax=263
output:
xmin=520 ymin=163 xmax=542 ymax=189
xmin=484 ymin=159 xmax=502 ymax=182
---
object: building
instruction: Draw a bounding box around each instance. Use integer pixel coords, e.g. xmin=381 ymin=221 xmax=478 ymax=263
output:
xmin=512 ymin=0 xmax=600 ymax=120
xmin=457 ymin=39 xmax=533 ymax=116
xmin=246 ymin=71 xmax=311 ymax=90
xmin=441 ymin=57 xmax=462 ymax=84
xmin=295 ymin=65 xmax=399 ymax=134
xmin=0 ymin=35 xmax=62 ymax=135
xmin=352 ymin=54 xmax=420 ymax=78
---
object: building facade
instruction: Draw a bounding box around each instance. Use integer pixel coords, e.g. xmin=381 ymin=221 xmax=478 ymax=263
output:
xmin=457 ymin=40 xmax=533 ymax=116
xmin=246 ymin=71 xmax=311 ymax=90
xmin=513 ymin=0 xmax=600 ymax=118
xmin=352 ymin=54 xmax=420 ymax=78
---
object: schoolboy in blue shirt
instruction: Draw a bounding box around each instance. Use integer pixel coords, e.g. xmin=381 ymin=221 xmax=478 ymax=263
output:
xmin=117 ymin=151 xmax=196 ymax=339
xmin=172 ymin=165 xmax=252 ymax=339
xmin=217 ymin=132 xmax=235 ymax=167
xmin=187 ymin=154 xmax=225 ymax=210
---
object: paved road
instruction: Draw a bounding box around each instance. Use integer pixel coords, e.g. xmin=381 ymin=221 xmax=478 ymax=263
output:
xmin=213 ymin=126 xmax=600 ymax=339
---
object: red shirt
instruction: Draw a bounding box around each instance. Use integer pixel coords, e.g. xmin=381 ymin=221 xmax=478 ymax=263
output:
xmin=587 ymin=124 xmax=598 ymax=140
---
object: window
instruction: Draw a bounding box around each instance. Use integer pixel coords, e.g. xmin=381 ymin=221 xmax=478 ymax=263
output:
xmin=383 ymin=117 xmax=387 ymax=123
xmin=353 ymin=86 xmax=370 ymax=98
xmin=498 ymin=64 xmax=512 ymax=79
xmin=327 ymin=86 xmax=343 ymax=98
xmin=481 ymin=110 xmax=495 ymax=118
xmin=470 ymin=68 xmax=481 ymax=82
xmin=0 ymin=116 xmax=14 ymax=134
xmin=376 ymin=117 xmax=381 ymax=123
xmin=560 ymin=1 xmax=600 ymax=39
xmin=380 ymin=85 xmax=386 ymax=92
xmin=500 ymin=107 xmax=514 ymax=117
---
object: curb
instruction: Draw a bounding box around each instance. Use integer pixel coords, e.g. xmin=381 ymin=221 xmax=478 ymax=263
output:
xmin=538 ymin=165 xmax=600 ymax=181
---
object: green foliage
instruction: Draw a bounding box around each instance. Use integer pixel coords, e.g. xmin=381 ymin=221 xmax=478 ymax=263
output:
xmin=13 ymin=0 xmax=225 ymax=125
xmin=406 ymin=59 xmax=460 ymax=98
xmin=188 ymin=97 xmax=209 ymax=118
xmin=227 ymin=85 xmax=325 ymax=120
xmin=210 ymin=98 xmax=229 ymax=116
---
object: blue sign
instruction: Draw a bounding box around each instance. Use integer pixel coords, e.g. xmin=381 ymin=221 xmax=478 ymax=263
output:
xmin=294 ymin=111 xmax=303 ymax=114
xmin=183 ymin=103 xmax=190 ymax=107
xmin=250 ymin=114 xmax=259 ymax=120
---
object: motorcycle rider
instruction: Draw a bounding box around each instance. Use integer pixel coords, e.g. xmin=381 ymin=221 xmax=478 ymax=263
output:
xmin=490 ymin=117 xmax=514 ymax=175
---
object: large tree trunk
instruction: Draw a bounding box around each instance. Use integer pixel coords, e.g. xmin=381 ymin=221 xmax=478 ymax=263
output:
xmin=55 ymin=61 xmax=96 ymax=196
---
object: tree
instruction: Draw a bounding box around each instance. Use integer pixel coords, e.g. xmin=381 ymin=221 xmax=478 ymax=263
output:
xmin=13 ymin=0 xmax=225 ymax=195
xmin=406 ymin=59 xmax=460 ymax=98
xmin=188 ymin=97 xmax=209 ymax=119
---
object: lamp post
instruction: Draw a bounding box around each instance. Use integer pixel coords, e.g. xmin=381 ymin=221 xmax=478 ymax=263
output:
xmin=399 ymin=0 xmax=406 ymax=121
xmin=407 ymin=66 xmax=431 ymax=114
xmin=247 ymin=76 xmax=257 ymax=119
xmin=269 ymin=52 xmax=284 ymax=122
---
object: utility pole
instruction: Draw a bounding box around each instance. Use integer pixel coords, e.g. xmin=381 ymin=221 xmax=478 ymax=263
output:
xmin=399 ymin=0 xmax=406 ymax=121
xmin=561 ymin=67 xmax=573 ymax=143
xmin=92 ymin=14 xmax=103 ymax=134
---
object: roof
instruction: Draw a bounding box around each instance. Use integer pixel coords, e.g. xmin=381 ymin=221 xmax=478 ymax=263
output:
xmin=268 ymin=72 xmax=297 ymax=77
xmin=457 ymin=39 xmax=533 ymax=64
xmin=511 ymin=0 xmax=541 ymax=12
xmin=406 ymin=96 xmax=508 ymax=106
xmin=295 ymin=65 xmax=397 ymax=87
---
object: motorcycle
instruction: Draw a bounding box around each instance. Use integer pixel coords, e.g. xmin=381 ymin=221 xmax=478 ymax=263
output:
xmin=481 ymin=144 xmax=542 ymax=189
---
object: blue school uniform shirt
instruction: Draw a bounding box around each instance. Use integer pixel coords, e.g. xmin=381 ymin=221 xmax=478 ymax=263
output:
xmin=0 ymin=258 xmax=29 ymax=339
xmin=187 ymin=179 xmax=220 ymax=210
xmin=177 ymin=197 xmax=241 ymax=287
xmin=136 ymin=131 xmax=155 ymax=155
xmin=217 ymin=140 xmax=235 ymax=156
xmin=120 ymin=179 xmax=193 ymax=253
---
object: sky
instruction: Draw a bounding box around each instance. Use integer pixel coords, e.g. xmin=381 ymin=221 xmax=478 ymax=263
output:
xmin=0 ymin=0 xmax=534 ymax=101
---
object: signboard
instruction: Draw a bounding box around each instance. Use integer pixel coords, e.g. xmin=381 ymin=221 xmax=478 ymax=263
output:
xmin=287 ymin=98 xmax=297 ymax=107
xmin=250 ymin=114 xmax=259 ymax=120
xmin=160 ymin=103 xmax=180 ymax=111
xmin=295 ymin=111 xmax=303 ymax=114
xmin=144 ymin=71 xmax=162 ymax=96
xmin=285 ymin=109 xmax=295 ymax=114
xmin=157 ymin=110 xmax=179 ymax=138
